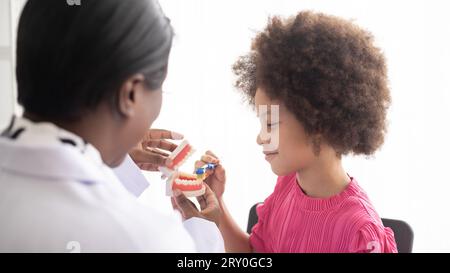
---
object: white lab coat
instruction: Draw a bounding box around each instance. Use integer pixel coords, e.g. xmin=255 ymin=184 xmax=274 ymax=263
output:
xmin=0 ymin=116 xmax=224 ymax=252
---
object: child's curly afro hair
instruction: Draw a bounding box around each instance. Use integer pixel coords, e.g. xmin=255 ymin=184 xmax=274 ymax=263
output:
xmin=233 ymin=11 xmax=391 ymax=156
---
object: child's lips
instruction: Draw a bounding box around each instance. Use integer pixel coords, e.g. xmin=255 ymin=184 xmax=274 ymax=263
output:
xmin=263 ymin=151 xmax=279 ymax=161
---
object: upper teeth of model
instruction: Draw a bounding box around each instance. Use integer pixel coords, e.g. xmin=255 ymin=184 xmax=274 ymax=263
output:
xmin=175 ymin=179 xmax=199 ymax=185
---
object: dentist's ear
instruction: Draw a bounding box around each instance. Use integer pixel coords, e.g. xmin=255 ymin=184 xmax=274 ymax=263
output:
xmin=117 ymin=74 xmax=146 ymax=118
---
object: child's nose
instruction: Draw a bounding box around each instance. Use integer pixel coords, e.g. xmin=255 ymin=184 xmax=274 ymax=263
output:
xmin=256 ymin=134 xmax=269 ymax=146
xmin=257 ymin=125 xmax=273 ymax=146
xmin=256 ymin=134 xmax=262 ymax=146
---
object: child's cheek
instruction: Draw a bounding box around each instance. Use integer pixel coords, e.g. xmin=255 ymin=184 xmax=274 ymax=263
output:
xmin=281 ymin=148 xmax=310 ymax=174
xmin=270 ymin=153 xmax=295 ymax=176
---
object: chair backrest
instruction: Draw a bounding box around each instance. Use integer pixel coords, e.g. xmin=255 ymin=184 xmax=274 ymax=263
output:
xmin=246 ymin=203 xmax=260 ymax=234
xmin=247 ymin=202 xmax=414 ymax=253
xmin=381 ymin=218 xmax=414 ymax=253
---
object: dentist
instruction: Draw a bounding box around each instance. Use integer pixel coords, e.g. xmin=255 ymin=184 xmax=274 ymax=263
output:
xmin=0 ymin=0 xmax=223 ymax=252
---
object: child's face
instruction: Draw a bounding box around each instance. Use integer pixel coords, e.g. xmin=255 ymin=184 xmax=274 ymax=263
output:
xmin=255 ymin=88 xmax=316 ymax=176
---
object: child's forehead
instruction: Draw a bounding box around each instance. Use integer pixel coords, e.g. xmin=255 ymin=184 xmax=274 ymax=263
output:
xmin=255 ymin=88 xmax=272 ymax=103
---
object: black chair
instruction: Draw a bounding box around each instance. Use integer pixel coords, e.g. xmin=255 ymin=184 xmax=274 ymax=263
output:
xmin=247 ymin=202 xmax=414 ymax=253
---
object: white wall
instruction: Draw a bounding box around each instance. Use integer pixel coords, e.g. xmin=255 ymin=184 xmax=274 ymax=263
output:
xmin=0 ymin=0 xmax=14 ymax=128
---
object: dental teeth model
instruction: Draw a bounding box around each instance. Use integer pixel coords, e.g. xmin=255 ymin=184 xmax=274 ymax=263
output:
xmin=159 ymin=140 xmax=215 ymax=197
xmin=167 ymin=171 xmax=205 ymax=197
xmin=166 ymin=140 xmax=194 ymax=170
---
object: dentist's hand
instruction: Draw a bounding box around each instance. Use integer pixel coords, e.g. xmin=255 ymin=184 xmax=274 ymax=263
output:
xmin=171 ymin=184 xmax=221 ymax=227
xmin=129 ymin=129 xmax=184 ymax=171
xmin=195 ymin=151 xmax=226 ymax=200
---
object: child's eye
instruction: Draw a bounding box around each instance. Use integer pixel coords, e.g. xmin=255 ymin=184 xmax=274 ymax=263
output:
xmin=267 ymin=122 xmax=279 ymax=128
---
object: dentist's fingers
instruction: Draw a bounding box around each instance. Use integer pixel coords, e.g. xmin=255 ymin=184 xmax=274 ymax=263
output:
xmin=147 ymin=152 xmax=172 ymax=167
xmin=143 ymin=147 xmax=169 ymax=157
xmin=130 ymin=149 xmax=173 ymax=168
xmin=172 ymin=190 xmax=199 ymax=219
xmin=196 ymin=192 xmax=207 ymax=210
xmin=146 ymin=129 xmax=184 ymax=140
xmin=171 ymin=196 xmax=186 ymax=221
xmin=142 ymin=139 xmax=178 ymax=152
xmin=138 ymin=163 xmax=159 ymax=172
xmin=170 ymin=197 xmax=178 ymax=210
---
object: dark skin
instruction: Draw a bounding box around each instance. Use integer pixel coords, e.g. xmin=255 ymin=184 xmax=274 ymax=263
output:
xmin=129 ymin=128 xmax=184 ymax=171
xmin=26 ymin=74 xmax=161 ymax=167
xmin=24 ymin=73 xmax=221 ymax=226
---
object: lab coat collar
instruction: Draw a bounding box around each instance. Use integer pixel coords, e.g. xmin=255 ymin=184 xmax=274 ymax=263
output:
xmin=0 ymin=116 xmax=111 ymax=185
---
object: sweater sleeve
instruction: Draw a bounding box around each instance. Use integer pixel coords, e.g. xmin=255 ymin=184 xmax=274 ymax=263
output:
xmin=249 ymin=193 xmax=274 ymax=252
xmin=349 ymin=222 xmax=398 ymax=253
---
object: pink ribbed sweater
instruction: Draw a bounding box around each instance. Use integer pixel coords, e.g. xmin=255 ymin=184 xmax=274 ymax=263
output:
xmin=250 ymin=173 xmax=398 ymax=253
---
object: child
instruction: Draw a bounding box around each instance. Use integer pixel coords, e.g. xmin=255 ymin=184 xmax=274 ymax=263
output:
xmin=196 ymin=11 xmax=397 ymax=253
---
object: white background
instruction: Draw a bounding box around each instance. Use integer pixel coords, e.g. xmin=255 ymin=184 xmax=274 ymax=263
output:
xmin=0 ymin=0 xmax=14 ymax=128
xmin=1 ymin=0 xmax=450 ymax=252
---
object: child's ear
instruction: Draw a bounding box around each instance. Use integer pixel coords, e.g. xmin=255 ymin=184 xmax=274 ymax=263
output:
xmin=117 ymin=74 xmax=146 ymax=118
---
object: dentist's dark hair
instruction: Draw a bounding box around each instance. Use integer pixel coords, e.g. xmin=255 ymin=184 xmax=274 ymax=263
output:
xmin=16 ymin=0 xmax=173 ymax=121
